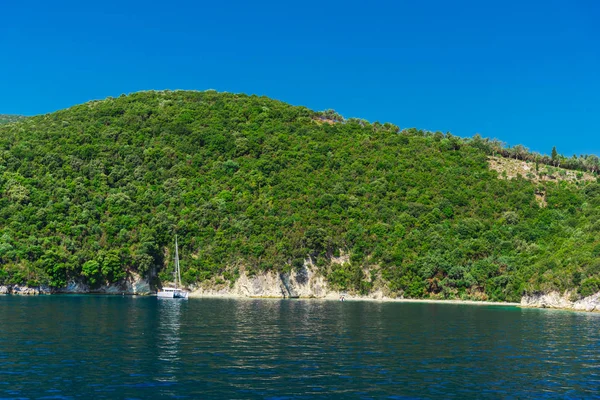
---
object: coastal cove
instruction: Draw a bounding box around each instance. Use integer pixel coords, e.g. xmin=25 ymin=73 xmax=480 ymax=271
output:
xmin=2 ymin=295 xmax=600 ymax=399
xmin=1 ymin=91 xmax=599 ymax=311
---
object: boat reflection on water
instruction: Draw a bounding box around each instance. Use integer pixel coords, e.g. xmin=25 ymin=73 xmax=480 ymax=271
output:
xmin=156 ymin=299 xmax=184 ymax=377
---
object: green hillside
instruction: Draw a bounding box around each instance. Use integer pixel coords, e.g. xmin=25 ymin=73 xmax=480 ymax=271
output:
xmin=0 ymin=91 xmax=598 ymax=301
xmin=0 ymin=115 xmax=25 ymax=124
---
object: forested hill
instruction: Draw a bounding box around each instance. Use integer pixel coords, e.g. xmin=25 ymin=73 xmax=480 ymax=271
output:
xmin=0 ymin=90 xmax=598 ymax=302
xmin=0 ymin=115 xmax=25 ymax=124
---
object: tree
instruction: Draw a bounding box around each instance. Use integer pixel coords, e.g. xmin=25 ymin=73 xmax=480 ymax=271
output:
xmin=551 ymin=146 xmax=559 ymax=166
xmin=82 ymin=260 xmax=101 ymax=285
xmin=585 ymin=155 xmax=599 ymax=174
xmin=4 ymin=179 xmax=29 ymax=204
xmin=513 ymin=144 xmax=528 ymax=161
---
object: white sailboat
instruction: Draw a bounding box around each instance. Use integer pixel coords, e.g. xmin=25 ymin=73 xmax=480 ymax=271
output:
xmin=157 ymin=235 xmax=189 ymax=299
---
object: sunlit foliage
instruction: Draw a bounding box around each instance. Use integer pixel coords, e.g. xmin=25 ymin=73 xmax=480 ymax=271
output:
xmin=0 ymin=91 xmax=597 ymax=301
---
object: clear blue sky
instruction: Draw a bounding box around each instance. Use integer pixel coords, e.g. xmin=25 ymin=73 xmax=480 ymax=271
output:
xmin=1 ymin=0 xmax=599 ymax=156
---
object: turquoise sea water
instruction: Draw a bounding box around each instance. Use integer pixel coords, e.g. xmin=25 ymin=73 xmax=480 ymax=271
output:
xmin=1 ymin=296 xmax=599 ymax=399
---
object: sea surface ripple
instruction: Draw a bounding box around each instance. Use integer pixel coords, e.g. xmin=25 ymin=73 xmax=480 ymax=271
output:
xmin=1 ymin=296 xmax=599 ymax=399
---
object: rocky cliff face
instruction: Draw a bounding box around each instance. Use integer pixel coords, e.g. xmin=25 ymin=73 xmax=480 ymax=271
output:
xmin=189 ymin=262 xmax=393 ymax=301
xmin=189 ymin=263 xmax=336 ymax=298
xmin=521 ymin=291 xmax=600 ymax=312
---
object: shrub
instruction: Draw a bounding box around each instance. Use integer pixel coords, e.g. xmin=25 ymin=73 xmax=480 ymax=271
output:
xmin=579 ymin=277 xmax=600 ymax=298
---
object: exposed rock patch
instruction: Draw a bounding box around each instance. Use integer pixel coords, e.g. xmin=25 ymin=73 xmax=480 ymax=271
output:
xmin=190 ymin=262 xmax=333 ymax=299
xmin=488 ymin=156 xmax=595 ymax=184
xmin=521 ymin=291 xmax=600 ymax=312
xmin=0 ymin=285 xmax=51 ymax=295
xmin=1 ymin=273 xmax=151 ymax=296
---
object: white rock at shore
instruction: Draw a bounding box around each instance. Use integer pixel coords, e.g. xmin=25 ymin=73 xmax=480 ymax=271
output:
xmin=1 ymin=273 xmax=151 ymax=296
xmin=190 ymin=262 xmax=333 ymax=299
xmin=521 ymin=291 xmax=600 ymax=312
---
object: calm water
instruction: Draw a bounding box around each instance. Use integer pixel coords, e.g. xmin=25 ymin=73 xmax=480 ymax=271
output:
xmin=1 ymin=296 xmax=600 ymax=399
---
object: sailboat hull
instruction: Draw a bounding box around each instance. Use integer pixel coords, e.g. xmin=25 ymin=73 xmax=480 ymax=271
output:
xmin=157 ymin=288 xmax=189 ymax=299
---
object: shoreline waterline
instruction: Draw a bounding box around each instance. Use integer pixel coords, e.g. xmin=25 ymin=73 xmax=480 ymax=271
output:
xmin=187 ymin=291 xmax=521 ymax=307
xmin=7 ymin=289 xmax=600 ymax=313
xmin=188 ymin=292 xmax=600 ymax=313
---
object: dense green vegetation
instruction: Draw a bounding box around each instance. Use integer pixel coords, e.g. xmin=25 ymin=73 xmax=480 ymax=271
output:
xmin=0 ymin=91 xmax=598 ymax=301
xmin=0 ymin=115 xmax=26 ymax=125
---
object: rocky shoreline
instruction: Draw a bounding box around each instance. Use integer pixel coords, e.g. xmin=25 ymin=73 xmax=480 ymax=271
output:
xmin=520 ymin=291 xmax=600 ymax=312
xmin=0 ymin=285 xmax=49 ymax=295
xmin=0 ymin=273 xmax=151 ymax=296
xmin=3 ymin=267 xmax=600 ymax=313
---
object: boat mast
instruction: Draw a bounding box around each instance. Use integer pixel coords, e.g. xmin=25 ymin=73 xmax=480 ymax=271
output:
xmin=174 ymin=235 xmax=182 ymax=289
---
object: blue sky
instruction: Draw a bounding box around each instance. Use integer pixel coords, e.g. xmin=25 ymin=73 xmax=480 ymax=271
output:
xmin=1 ymin=0 xmax=599 ymax=156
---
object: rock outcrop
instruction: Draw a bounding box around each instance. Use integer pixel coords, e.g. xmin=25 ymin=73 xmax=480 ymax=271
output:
xmin=190 ymin=263 xmax=335 ymax=299
xmin=0 ymin=273 xmax=151 ymax=296
xmin=0 ymin=285 xmax=51 ymax=295
xmin=521 ymin=291 xmax=600 ymax=312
